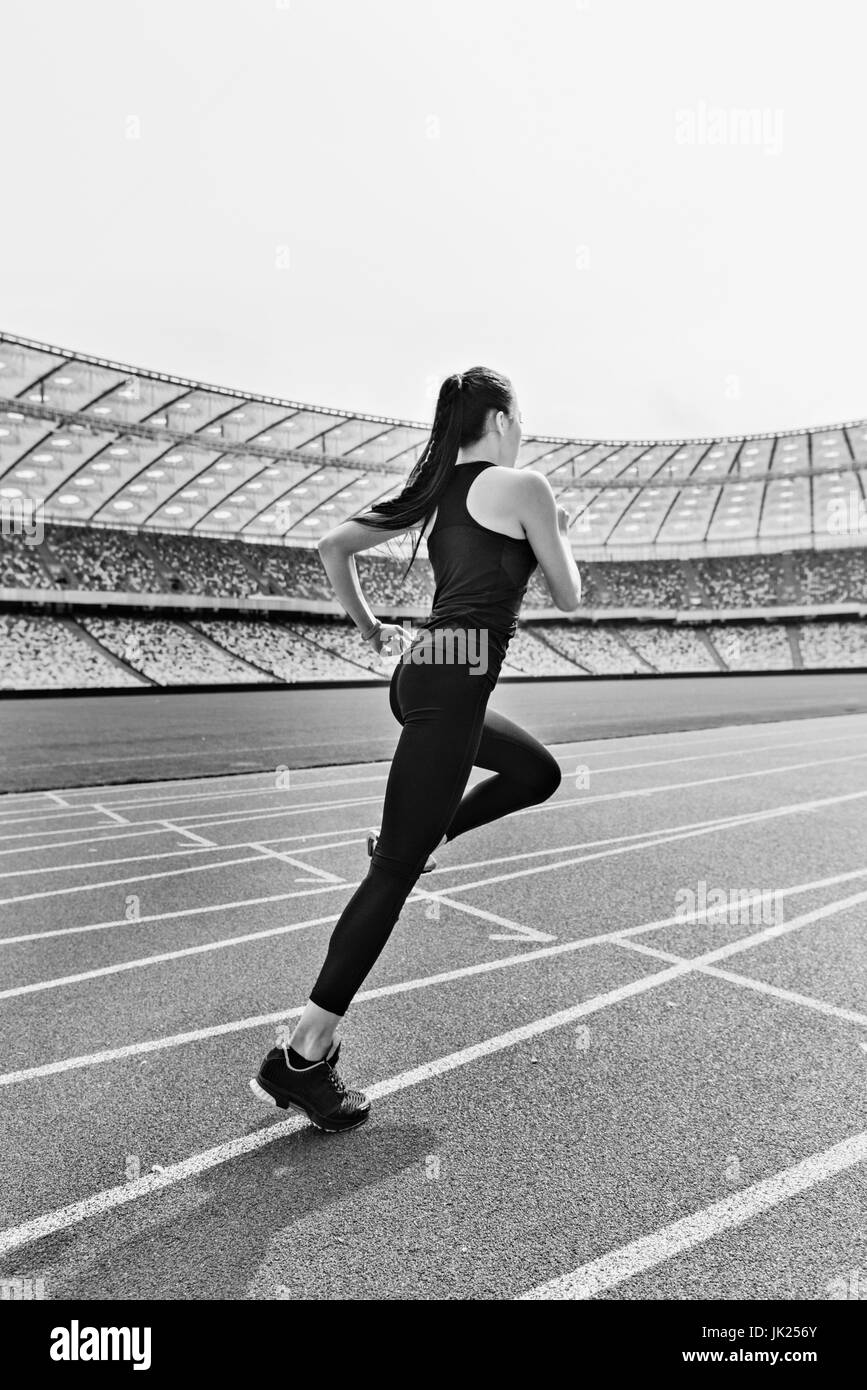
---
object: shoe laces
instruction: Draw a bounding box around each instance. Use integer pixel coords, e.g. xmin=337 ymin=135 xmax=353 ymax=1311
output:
xmin=327 ymin=1062 xmax=348 ymax=1098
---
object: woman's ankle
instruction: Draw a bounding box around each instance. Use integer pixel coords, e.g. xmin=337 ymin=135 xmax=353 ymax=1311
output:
xmin=289 ymin=1031 xmax=335 ymax=1062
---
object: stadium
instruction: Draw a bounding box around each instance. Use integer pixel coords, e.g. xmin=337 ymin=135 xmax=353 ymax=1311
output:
xmin=2 ymin=326 xmax=867 ymax=1315
xmin=2 ymin=0 xmax=867 ymax=1334
xmin=2 ymin=331 xmax=866 ymax=700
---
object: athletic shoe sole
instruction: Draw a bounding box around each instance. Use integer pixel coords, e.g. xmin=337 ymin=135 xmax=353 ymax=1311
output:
xmin=248 ymin=1074 xmax=370 ymax=1134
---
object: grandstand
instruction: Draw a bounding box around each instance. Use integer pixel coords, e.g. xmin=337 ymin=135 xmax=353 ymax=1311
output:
xmin=1 ymin=331 xmax=866 ymax=691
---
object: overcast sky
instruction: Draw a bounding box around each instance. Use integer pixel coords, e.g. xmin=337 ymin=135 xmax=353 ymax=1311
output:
xmin=2 ymin=0 xmax=865 ymax=442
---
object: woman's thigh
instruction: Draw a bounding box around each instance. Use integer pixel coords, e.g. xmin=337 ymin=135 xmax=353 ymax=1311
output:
xmin=373 ymin=659 xmax=491 ymax=877
xmin=474 ymin=704 xmax=562 ymax=787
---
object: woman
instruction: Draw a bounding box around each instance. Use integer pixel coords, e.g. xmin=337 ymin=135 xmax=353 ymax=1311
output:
xmin=251 ymin=367 xmax=582 ymax=1131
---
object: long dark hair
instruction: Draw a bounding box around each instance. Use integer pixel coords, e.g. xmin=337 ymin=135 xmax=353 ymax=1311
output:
xmin=355 ymin=366 xmax=514 ymax=576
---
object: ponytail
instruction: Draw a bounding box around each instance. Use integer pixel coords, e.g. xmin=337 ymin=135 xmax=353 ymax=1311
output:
xmin=353 ymin=366 xmax=513 ymax=577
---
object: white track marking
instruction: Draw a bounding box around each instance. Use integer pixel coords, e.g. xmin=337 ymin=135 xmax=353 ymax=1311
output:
xmin=3 ymin=789 xmax=861 ymax=939
xmin=518 ymin=1129 xmax=867 ymax=1300
xmin=0 ymin=853 xmax=275 ymax=906
xmin=2 ymin=728 xmax=863 ymax=824
xmin=7 ymin=712 xmax=867 ymax=809
xmin=411 ymin=887 xmax=556 ymax=943
xmin=613 ymin=938 xmax=867 ymax=1029
xmin=93 ymin=804 xmax=130 ymax=826
xmin=0 ymin=794 xmax=383 ymax=855
xmin=3 ymin=780 xmax=865 ymax=892
xmin=0 ymin=729 xmax=863 ymax=835
xmin=248 ymin=842 xmax=344 ymax=884
xmin=0 ymin=886 xmax=335 ymax=945
xmin=3 ymin=872 xmax=866 ymax=1085
xmin=402 ymin=788 xmax=867 ymax=901
xmin=2 ymin=788 xmax=864 ymax=932
xmin=0 ymin=776 xmax=388 ymax=823
xmin=43 ymin=792 xmax=71 ymax=808
xmin=0 ymin=833 xmax=362 ymax=881
xmin=398 ymin=788 xmax=867 ymax=882
xmin=160 ymin=822 xmax=215 ymax=847
xmin=3 ymin=943 xmax=866 ymax=1259
xmin=0 ymin=911 xmax=342 ymax=1001
xmin=3 ymin=745 xmax=867 ymax=862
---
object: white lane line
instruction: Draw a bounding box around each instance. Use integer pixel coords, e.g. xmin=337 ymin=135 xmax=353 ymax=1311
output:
xmin=93 ymin=804 xmax=130 ymax=826
xmin=0 ymin=801 xmax=766 ymax=904
xmin=0 ymin=911 xmax=341 ymax=1001
xmin=411 ymin=887 xmax=556 ymax=943
xmin=0 ymin=794 xmax=383 ymax=855
xmin=2 ymin=727 xmax=862 ymax=823
xmin=0 ymin=777 xmax=387 ymax=824
xmin=518 ymin=1130 xmax=867 ymax=1300
xmin=3 ymin=872 xmax=866 ymax=1087
xmin=4 ymin=744 xmax=867 ymax=862
xmin=44 ymin=792 xmax=71 ymax=808
xmin=0 ymin=884 xmax=337 ymax=944
xmin=3 ymin=918 xmax=867 ymax=1260
xmin=16 ymin=712 xmax=867 ymax=809
xmin=2 ymin=788 xmax=864 ymax=937
xmin=249 ymin=842 xmax=344 ymax=884
xmin=0 ymin=835 xmax=338 ymax=881
xmin=397 ymin=787 xmax=867 ymax=882
xmin=161 ymin=822 xmax=215 ymax=847
xmin=612 ymin=937 xmax=867 ymax=1029
xmin=398 ymin=787 xmax=867 ymax=901
xmin=0 ymin=792 xmax=804 ymax=883
xmin=5 ymin=775 xmax=866 ymax=892
xmin=0 ymin=853 xmax=274 ymax=907
xmin=0 ymin=875 xmax=552 ymax=996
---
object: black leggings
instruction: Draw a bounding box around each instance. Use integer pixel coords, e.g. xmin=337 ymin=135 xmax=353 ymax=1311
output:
xmin=308 ymin=650 xmax=562 ymax=1015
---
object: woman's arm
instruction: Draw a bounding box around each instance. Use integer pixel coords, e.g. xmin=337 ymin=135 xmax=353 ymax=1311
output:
xmin=514 ymin=471 xmax=582 ymax=611
xmin=317 ymin=515 xmax=415 ymax=644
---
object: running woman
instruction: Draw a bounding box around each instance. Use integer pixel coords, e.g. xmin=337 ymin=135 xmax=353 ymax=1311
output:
xmin=251 ymin=368 xmax=582 ymax=1131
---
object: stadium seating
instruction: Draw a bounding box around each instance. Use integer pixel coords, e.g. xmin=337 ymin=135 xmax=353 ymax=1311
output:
xmin=692 ymin=555 xmax=783 ymax=608
xmin=542 ymin=625 xmax=646 ymax=674
xmin=707 ymin=623 xmax=793 ymax=670
xmin=0 ymin=532 xmax=52 ymax=589
xmin=615 ymin=623 xmax=719 ymax=673
xmin=798 ymin=619 xmax=867 ymax=668
xmin=4 ymin=611 xmax=867 ymax=689
xmin=44 ymin=526 xmax=164 ymax=593
xmin=4 ymin=526 xmax=867 ymax=613
xmin=78 ymin=616 xmax=270 ymax=685
xmin=494 ymin=627 xmax=585 ymax=675
xmin=0 ymin=613 xmax=144 ymax=689
xmin=193 ymin=619 xmax=369 ymax=682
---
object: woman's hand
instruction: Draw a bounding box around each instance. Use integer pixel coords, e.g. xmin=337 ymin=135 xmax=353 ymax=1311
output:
xmin=366 ymin=622 xmax=412 ymax=658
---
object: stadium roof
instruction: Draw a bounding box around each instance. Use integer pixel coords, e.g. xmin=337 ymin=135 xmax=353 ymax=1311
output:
xmin=1 ymin=332 xmax=866 ymax=551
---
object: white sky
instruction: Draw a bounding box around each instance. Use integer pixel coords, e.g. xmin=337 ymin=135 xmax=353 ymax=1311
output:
xmin=2 ymin=0 xmax=865 ymax=442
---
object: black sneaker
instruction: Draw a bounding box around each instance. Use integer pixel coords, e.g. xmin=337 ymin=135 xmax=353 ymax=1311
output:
xmin=249 ymin=1041 xmax=370 ymax=1133
xmin=367 ymin=828 xmax=437 ymax=873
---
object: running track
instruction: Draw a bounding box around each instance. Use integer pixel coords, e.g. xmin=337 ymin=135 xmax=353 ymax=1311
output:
xmin=1 ymin=696 xmax=866 ymax=1298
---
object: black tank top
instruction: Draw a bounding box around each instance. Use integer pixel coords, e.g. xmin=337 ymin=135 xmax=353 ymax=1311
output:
xmin=416 ymin=461 xmax=538 ymax=667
